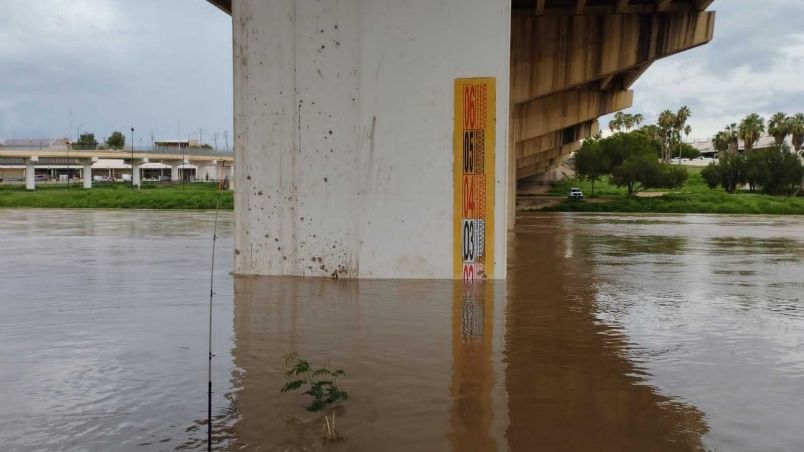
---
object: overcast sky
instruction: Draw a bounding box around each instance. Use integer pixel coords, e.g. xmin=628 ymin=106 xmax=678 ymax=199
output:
xmin=1 ymin=0 xmax=802 ymax=145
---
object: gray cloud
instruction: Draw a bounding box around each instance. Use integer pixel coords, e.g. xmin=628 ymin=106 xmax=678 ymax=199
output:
xmin=0 ymin=0 xmax=231 ymax=146
xmin=609 ymin=0 xmax=804 ymax=139
xmin=2 ymin=1 xmax=802 ymax=145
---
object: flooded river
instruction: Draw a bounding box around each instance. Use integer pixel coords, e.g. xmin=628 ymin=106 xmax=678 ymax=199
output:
xmin=1 ymin=210 xmax=802 ymax=451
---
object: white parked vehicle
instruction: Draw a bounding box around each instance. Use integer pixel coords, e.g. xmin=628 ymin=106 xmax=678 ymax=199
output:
xmin=568 ymin=187 xmax=584 ymax=200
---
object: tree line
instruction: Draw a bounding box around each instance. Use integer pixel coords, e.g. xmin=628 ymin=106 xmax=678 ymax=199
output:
xmin=575 ymin=128 xmax=688 ymax=196
xmin=703 ymin=112 xmax=804 ymax=195
xmin=611 ymin=108 xmax=696 ymax=161
xmin=73 ymin=131 xmax=126 ymax=150
xmin=712 ymin=112 xmax=804 ymax=154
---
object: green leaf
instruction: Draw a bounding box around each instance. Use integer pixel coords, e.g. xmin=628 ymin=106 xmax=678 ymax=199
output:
xmin=280 ymin=380 xmax=306 ymax=393
xmin=312 ymin=368 xmax=332 ymax=377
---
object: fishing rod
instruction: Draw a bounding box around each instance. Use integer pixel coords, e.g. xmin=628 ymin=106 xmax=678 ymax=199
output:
xmin=207 ymin=179 xmax=223 ymax=451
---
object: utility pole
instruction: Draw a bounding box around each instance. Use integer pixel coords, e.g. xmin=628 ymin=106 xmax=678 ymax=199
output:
xmin=199 ymin=128 xmax=204 ymax=147
xmin=223 ymin=130 xmax=229 ymax=152
xmin=213 ymin=133 xmax=219 ymax=150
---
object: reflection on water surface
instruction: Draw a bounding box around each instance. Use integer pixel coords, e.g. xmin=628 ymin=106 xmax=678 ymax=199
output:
xmin=0 ymin=211 xmax=802 ymax=451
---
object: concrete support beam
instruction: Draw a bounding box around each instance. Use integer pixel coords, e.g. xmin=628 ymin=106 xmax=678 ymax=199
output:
xmin=170 ymin=164 xmax=180 ymax=182
xmin=516 ymin=121 xmax=597 ymax=160
xmin=513 ymin=88 xmax=632 ymax=143
xmin=656 ymin=0 xmax=673 ymax=12
xmin=517 ymin=142 xmax=580 ymax=179
xmin=233 ymin=0 xmax=510 ymax=279
xmin=25 ymin=157 xmax=38 ymax=190
xmin=510 ymin=10 xmax=716 ymax=104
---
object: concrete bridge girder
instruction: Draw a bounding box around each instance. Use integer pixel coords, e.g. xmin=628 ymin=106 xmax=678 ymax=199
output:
xmin=516 ymin=121 xmax=598 ymax=160
xmin=514 ymin=88 xmax=633 ymax=143
xmin=510 ymin=10 xmax=716 ymax=104
xmin=517 ymin=142 xmax=581 ymax=179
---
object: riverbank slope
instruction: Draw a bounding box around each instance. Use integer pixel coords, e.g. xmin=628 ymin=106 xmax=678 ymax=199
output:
xmin=531 ymin=168 xmax=804 ymax=215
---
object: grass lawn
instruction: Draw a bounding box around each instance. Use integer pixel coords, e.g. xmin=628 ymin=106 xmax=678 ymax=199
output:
xmin=541 ymin=167 xmax=804 ymax=215
xmin=0 ymin=182 xmax=233 ymax=210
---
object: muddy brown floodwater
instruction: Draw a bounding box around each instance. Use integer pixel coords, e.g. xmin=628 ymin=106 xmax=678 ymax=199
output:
xmin=1 ymin=210 xmax=803 ymax=451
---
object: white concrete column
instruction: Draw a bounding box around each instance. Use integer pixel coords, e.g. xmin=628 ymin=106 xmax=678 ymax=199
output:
xmin=170 ymin=164 xmax=180 ymax=182
xmin=82 ymin=161 xmax=93 ymax=189
xmin=233 ymin=0 xmax=510 ymax=279
xmin=132 ymin=161 xmax=141 ymax=187
xmin=25 ymin=157 xmax=38 ymax=190
xmin=197 ymin=163 xmax=209 ymax=182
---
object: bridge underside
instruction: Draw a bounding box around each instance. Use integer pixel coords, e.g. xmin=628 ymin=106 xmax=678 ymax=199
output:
xmin=209 ymin=0 xmax=714 ymax=279
xmin=509 ymin=0 xmax=715 ymax=185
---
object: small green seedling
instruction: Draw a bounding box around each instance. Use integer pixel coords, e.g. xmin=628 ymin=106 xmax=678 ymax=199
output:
xmin=281 ymin=353 xmax=348 ymax=412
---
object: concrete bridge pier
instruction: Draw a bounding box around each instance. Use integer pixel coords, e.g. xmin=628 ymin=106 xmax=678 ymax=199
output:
xmin=25 ymin=157 xmax=38 ymax=190
xmin=82 ymin=158 xmax=97 ymax=189
xmin=129 ymin=159 xmax=146 ymax=188
xmin=232 ymin=0 xmax=510 ymax=279
xmin=170 ymin=164 xmax=180 ymax=182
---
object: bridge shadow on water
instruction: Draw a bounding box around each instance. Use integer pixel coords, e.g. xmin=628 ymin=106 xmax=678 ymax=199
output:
xmin=214 ymin=216 xmax=707 ymax=451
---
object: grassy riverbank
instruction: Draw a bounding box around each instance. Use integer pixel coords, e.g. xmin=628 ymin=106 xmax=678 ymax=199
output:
xmin=0 ymin=183 xmax=233 ymax=210
xmin=539 ymin=168 xmax=804 ymax=215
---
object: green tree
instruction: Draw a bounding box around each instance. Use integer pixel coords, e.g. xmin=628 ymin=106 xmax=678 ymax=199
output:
xmin=745 ymin=145 xmax=803 ymax=195
xmin=712 ymin=130 xmax=731 ymax=158
xmin=725 ymin=123 xmax=740 ymax=153
xmin=788 ymin=113 xmax=804 ymax=193
xmin=675 ymin=106 xmax=692 ymax=159
xmin=789 ymin=113 xmax=804 ymax=152
xmin=636 ymin=124 xmax=662 ymax=142
xmin=701 ymin=153 xmax=747 ymax=193
xmin=655 ymin=106 xmax=692 ymax=161
xmin=609 ymin=112 xmax=645 ymax=134
xmin=574 ymin=139 xmax=608 ymax=196
xmin=609 ymin=112 xmax=626 ymax=133
xmin=768 ymin=112 xmax=790 ymax=145
xmin=598 ymin=130 xmax=662 ymax=167
xmin=611 ymin=154 xmax=688 ymax=195
xmin=74 ymin=132 xmax=98 ymax=150
xmin=657 ymin=110 xmax=677 ymax=162
xmin=676 ymin=143 xmax=701 ymax=159
xmin=738 ymin=113 xmax=765 ymax=153
xmin=106 ymin=131 xmax=126 ymax=150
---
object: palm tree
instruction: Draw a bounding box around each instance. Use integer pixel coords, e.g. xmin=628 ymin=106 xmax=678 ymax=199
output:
xmin=609 ymin=112 xmax=626 ymax=133
xmin=657 ymin=110 xmax=677 ymax=161
xmin=671 ymin=106 xmax=692 ymax=160
xmin=633 ymin=114 xmax=645 ymax=129
xmin=725 ymin=123 xmax=739 ymax=153
xmin=789 ymin=113 xmax=804 ymax=152
xmin=712 ymin=130 xmax=730 ymax=158
xmin=738 ymin=113 xmax=765 ymax=153
xmin=789 ymin=113 xmax=804 ymax=193
xmin=768 ymin=112 xmax=790 ymax=145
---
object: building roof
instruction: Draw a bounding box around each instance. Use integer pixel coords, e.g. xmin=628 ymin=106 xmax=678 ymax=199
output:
xmin=692 ymin=135 xmax=789 ymax=153
xmin=1 ymin=138 xmax=72 ymax=150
